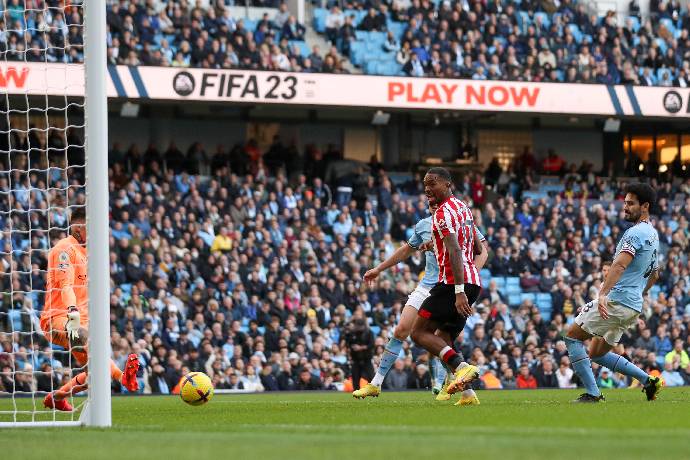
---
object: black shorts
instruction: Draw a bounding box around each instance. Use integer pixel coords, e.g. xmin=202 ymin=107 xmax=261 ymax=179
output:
xmin=419 ymin=283 xmax=481 ymax=336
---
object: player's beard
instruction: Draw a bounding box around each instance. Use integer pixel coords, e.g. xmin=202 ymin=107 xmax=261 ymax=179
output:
xmin=624 ymin=210 xmax=640 ymax=222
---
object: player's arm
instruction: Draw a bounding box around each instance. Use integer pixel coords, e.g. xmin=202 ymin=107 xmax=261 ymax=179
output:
xmin=54 ymin=252 xmax=77 ymax=307
xmin=443 ymin=233 xmax=472 ymax=317
xmin=363 ymin=243 xmax=415 ymax=284
xmin=473 ymin=227 xmax=488 ymax=270
xmin=597 ymin=251 xmax=634 ymax=320
xmin=642 ymin=268 xmax=659 ymax=297
xmin=53 ymin=250 xmax=81 ymax=340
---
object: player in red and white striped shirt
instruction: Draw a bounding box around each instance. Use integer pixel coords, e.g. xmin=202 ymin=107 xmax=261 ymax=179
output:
xmin=431 ymin=195 xmax=481 ymax=287
xmin=410 ymin=167 xmax=482 ymax=398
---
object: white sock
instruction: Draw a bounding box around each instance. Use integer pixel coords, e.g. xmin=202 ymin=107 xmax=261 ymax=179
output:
xmin=456 ymin=361 xmax=468 ymax=371
xmin=370 ymin=373 xmax=384 ymax=387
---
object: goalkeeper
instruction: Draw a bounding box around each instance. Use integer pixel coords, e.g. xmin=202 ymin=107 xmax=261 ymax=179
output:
xmin=39 ymin=207 xmax=140 ymax=411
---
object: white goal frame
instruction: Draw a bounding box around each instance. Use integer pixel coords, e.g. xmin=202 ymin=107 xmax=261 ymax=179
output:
xmin=0 ymin=0 xmax=110 ymax=428
xmin=83 ymin=0 xmax=112 ymax=429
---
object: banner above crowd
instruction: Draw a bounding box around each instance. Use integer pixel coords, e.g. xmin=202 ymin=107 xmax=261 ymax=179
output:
xmin=3 ymin=63 xmax=689 ymax=118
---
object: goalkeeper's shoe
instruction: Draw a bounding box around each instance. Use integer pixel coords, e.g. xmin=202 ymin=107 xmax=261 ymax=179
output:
xmin=121 ymin=353 xmax=140 ymax=392
xmin=352 ymin=383 xmax=380 ymax=399
xmin=43 ymin=392 xmax=73 ymax=412
xmin=446 ymin=365 xmax=480 ymax=395
xmin=455 ymin=390 xmax=480 ymax=406
xmin=642 ymin=376 xmax=664 ymax=401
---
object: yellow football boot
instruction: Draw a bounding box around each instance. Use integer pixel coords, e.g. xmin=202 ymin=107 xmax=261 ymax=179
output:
xmin=455 ymin=390 xmax=481 ymax=406
xmin=352 ymin=383 xmax=381 ymax=399
xmin=446 ymin=364 xmax=480 ymax=395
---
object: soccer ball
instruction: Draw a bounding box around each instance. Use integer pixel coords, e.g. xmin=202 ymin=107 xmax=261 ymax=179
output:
xmin=179 ymin=372 xmax=214 ymax=406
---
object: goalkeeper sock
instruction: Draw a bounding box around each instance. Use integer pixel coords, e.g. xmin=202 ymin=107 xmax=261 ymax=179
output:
xmin=565 ymin=337 xmax=601 ymax=397
xmin=370 ymin=337 xmax=403 ymax=387
xmin=592 ymin=352 xmax=649 ymax=385
xmin=56 ymin=372 xmax=88 ymax=399
xmin=110 ymin=360 xmax=123 ymax=381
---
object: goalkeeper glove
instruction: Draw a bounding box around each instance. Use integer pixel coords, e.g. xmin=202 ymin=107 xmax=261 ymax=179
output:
xmin=66 ymin=306 xmax=80 ymax=341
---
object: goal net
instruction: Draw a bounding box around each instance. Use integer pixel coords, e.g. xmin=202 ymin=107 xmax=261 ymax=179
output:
xmin=0 ymin=0 xmax=110 ymax=427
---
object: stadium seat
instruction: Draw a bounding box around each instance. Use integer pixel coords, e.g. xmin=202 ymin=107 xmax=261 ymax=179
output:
xmin=492 ymin=277 xmax=506 ymax=290
xmin=627 ymin=16 xmax=641 ymax=32
xmin=244 ymin=19 xmax=257 ymax=32
xmin=508 ymin=294 xmax=522 ymax=307
xmin=534 ymin=12 xmax=550 ymax=28
xmin=655 ymin=37 xmax=667 ymax=54
xmin=506 ymin=277 xmax=520 ymax=287
xmin=480 ymin=268 xmax=492 ymax=280
xmin=313 ymin=8 xmax=327 ymax=33
xmin=520 ymin=292 xmax=536 ymax=304
xmin=289 ymin=40 xmax=310 ymax=57
xmin=506 ymin=285 xmax=521 ymax=296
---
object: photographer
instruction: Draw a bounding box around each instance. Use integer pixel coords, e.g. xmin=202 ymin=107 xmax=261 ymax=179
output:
xmin=345 ymin=315 xmax=375 ymax=391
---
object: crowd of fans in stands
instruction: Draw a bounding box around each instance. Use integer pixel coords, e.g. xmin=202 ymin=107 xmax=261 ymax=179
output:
xmin=322 ymin=0 xmax=690 ymax=84
xmin=3 ymin=0 xmax=688 ymax=85
xmin=1 ymin=129 xmax=690 ymax=395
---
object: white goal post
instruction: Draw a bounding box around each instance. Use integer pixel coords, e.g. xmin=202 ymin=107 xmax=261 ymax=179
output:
xmin=0 ymin=0 xmax=110 ymax=428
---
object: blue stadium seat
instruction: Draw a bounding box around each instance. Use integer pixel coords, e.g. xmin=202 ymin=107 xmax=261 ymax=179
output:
xmin=289 ymin=40 xmax=310 ymax=56
xmin=492 ymin=277 xmax=506 ymax=290
xmin=506 ymin=284 xmax=521 ymax=296
xmin=536 ymin=293 xmax=552 ymax=302
xmin=244 ymin=19 xmax=257 ymax=31
xmin=520 ymin=292 xmax=536 ymax=304
xmin=537 ymin=298 xmax=552 ymax=310
xmin=660 ymin=18 xmax=675 ymax=35
xmin=627 ymin=16 xmax=640 ymax=32
xmin=480 ymin=268 xmax=492 ymax=284
xmin=508 ymin=294 xmax=521 ymax=306
xmin=657 ymin=67 xmax=673 ymax=83
xmin=313 ymin=8 xmax=327 ymax=33
xmin=534 ymin=12 xmax=550 ymax=28
xmin=655 ymin=37 xmax=667 ymax=54
xmin=506 ymin=277 xmax=520 ymax=287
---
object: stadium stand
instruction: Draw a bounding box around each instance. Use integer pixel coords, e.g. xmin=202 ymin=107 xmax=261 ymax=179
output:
xmin=314 ymin=1 xmax=690 ymax=83
xmin=6 ymin=1 xmax=686 ymax=84
xmin=1 ymin=130 xmax=689 ymax=394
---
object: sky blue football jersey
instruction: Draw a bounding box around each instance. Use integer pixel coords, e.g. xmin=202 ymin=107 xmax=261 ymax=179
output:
xmin=609 ymin=221 xmax=659 ymax=312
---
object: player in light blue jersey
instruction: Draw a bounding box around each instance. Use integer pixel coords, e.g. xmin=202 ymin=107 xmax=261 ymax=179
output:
xmin=353 ymin=210 xmax=487 ymax=402
xmin=565 ymin=183 xmax=663 ymax=403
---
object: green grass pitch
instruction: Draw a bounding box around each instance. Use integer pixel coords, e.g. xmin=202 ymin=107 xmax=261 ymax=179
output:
xmin=2 ymin=388 xmax=689 ymax=460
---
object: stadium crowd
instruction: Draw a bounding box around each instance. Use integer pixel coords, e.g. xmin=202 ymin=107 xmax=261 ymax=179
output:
xmin=322 ymin=0 xmax=690 ymax=84
xmin=3 ymin=0 xmax=688 ymax=85
xmin=1 ymin=131 xmax=690 ymax=396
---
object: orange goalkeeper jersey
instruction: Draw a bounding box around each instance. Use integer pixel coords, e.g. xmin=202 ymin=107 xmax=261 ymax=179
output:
xmin=41 ymin=235 xmax=89 ymax=322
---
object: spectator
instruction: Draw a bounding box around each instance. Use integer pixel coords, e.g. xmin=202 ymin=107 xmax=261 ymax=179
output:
xmin=516 ymin=364 xmax=538 ymax=389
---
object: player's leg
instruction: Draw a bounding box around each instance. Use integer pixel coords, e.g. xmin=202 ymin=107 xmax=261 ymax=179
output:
xmin=587 ymin=303 xmax=662 ymax=401
xmin=354 ymin=304 xmax=417 ymax=398
xmin=40 ymin=315 xmax=79 ymax=411
xmin=443 ymin=284 xmax=482 ymax=396
xmin=565 ymin=306 xmax=603 ymax=402
xmin=410 ymin=285 xmax=479 ymax=391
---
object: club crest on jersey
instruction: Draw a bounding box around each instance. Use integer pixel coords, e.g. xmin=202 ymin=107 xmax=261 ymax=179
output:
xmin=58 ymin=251 xmax=69 ymax=270
xmin=436 ymin=218 xmax=447 ymax=229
